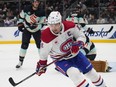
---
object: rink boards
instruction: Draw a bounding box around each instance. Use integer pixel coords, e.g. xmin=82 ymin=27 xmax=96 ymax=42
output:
xmin=0 ymin=24 xmax=116 ymax=44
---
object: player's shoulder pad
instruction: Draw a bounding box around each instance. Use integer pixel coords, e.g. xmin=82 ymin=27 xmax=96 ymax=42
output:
xmin=41 ymin=27 xmax=57 ymax=43
xmin=23 ymin=5 xmax=32 ymax=12
xmin=63 ymin=21 xmax=75 ymax=31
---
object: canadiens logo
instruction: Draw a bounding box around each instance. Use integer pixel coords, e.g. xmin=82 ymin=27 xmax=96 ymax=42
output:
xmin=60 ymin=38 xmax=73 ymax=52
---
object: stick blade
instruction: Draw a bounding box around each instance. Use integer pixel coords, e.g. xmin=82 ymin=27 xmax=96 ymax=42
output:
xmin=109 ymin=26 xmax=113 ymax=32
xmin=9 ymin=77 xmax=16 ymax=86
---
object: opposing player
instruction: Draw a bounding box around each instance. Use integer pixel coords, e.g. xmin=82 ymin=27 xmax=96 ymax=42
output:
xmin=66 ymin=14 xmax=112 ymax=72
xmin=36 ymin=11 xmax=107 ymax=87
xmin=77 ymin=17 xmax=96 ymax=61
xmin=15 ymin=0 xmax=46 ymax=68
xmin=66 ymin=13 xmax=96 ymax=61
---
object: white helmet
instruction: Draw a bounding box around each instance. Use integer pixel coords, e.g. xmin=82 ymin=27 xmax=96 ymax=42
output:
xmin=48 ymin=11 xmax=62 ymax=24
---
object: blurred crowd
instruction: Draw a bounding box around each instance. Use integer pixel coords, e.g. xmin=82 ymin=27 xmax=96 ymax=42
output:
xmin=0 ymin=0 xmax=116 ymax=27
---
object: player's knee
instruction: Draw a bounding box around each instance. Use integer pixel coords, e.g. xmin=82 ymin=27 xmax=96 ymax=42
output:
xmin=67 ymin=67 xmax=80 ymax=77
xmin=67 ymin=67 xmax=82 ymax=84
xmin=67 ymin=67 xmax=90 ymax=87
xmin=21 ymin=43 xmax=29 ymax=49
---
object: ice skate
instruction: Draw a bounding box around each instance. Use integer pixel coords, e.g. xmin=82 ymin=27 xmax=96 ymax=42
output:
xmin=16 ymin=60 xmax=23 ymax=68
xmin=55 ymin=67 xmax=59 ymax=72
xmin=106 ymin=66 xmax=112 ymax=72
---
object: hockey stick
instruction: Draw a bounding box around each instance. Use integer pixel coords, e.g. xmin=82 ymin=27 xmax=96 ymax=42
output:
xmin=9 ymin=72 xmax=36 ymax=87
xmin=107 ymin=26 xmax=113 ymax=33
xmin=9 ymin=52 xmax=70 ymax=86
xmin=93 ymin=26 xmax=113 ymax=33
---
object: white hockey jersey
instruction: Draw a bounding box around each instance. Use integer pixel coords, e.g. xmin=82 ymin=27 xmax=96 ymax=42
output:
xmin=40 ymin=21 xmax=86 ymax=60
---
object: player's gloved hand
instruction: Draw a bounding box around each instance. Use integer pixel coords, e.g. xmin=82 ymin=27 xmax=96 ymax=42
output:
xmin=17 ymin=23 xmax=25 ymax=32
xmin=36 ymin=60 xmax=47 ymax=76
xmin=87 ymin=27 xmax=95 ymax=34
xmin=70 ymin=41 xmax=84 ymax=55
xmin=14 ymin=30 xmax=20 ymax=37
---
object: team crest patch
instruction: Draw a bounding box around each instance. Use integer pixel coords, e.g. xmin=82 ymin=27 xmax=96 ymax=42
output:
xmin=60 ymin=38 xmax=73 ymax=52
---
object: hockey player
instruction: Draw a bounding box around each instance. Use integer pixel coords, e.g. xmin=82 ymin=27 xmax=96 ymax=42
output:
xmin=66 ymin=13 xmax=112 ymax=72
xmin=15 ymin=0 xmax=46 ymax=68
xmin=36 ymin=11 xmax=107 ymax=87
xmin=77 ymin=17 xmax=96 ymax=61
xmin=78 ymin=18 xmax=112 ymax=72
xmin=66 ymin=13 xmax=96 ymax=61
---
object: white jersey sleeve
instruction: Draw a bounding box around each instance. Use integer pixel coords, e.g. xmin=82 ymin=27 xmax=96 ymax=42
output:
xmin=39 ymin=41 xmax=52 ymax=60
xmin=72 ymin=25 xmax=86 ymax=43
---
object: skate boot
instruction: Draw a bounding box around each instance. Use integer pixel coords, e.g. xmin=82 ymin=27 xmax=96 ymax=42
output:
xmin=16 ymin=56 xmax=24 ymax=68
xmin=106 ymin=66 xmax=112 ymax=72
xmin=55 ymin=67 xmax=59 ymax=72
xmin=16 ymin=61 xmax=23 ymax=68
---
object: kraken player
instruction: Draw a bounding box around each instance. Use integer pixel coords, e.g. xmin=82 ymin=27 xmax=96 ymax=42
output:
xmin=16 ymin=0 xmax=46 ymax=68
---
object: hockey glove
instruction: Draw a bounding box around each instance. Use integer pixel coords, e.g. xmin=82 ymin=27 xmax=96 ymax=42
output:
xmin=17 ymin=23 xmax=25 ymax=32
xmin=36 ymin=60 xmax=47 ymax=76
xmin=14 ymin=30 xmax=20 ymax=37
xmin=70 ymin=41 xmax=84 ymax=55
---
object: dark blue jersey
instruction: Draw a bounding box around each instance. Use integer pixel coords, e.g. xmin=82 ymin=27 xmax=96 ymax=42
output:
xmin=17 ymin=5 xmax=46 ymax=32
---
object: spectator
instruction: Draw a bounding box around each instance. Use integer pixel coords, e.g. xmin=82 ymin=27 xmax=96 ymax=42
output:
xmin=107 ymin=17 xmax=115 ymax=24
xmin=4 ymin=17 xmax=15 ymax=27
xmin=88 ymin=14 xmax=96 ymax=24
xmin=96 ymin=16 xmax=106 ymax=24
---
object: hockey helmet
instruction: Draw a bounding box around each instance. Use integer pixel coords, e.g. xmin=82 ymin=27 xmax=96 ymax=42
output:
xmin=78 ymin=17 xmax=85 ymax=23
xmin=48 ymin=11 xmax=62 ymax=24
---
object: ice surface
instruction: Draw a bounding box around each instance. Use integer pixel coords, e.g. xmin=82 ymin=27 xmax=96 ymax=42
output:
xmin=0 ymin=43 xmax=116 ymax=87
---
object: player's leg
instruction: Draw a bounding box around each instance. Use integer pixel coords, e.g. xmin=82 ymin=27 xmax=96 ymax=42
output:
xmin=16 ymin=30 xmax=31 ymax=68
xmin=86 ymin=41 xmax=96 ymax=60
xmin=67 ymin=67 xmax=94 ymax=87
xmin=80 ymin=40 xmax=96 ymax=60
xmin=55 ymin=59 xmax=93 ymax=87
xmin=85 ymin=68 xmax=106 ymax=87
xmin=32 ymin=30 xmax=41 ymax=54
xmin=75 ymin=52 xmax=107 ymax=87
xmin=85 ymin=42 xmax=112 ymax=72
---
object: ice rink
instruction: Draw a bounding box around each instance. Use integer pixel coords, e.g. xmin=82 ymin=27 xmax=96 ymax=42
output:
xmin=0 ymin=43 xmax=116 ymax=87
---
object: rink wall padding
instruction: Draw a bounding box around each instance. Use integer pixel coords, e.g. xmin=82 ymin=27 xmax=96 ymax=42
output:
xmin=0 ymin=24 xmax=116 ymax=44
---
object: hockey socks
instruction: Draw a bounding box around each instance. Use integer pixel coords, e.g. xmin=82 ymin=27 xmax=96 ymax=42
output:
xmin=85 ymin=68 xmax=107 ymax=87
xmin=67 ymin=67 xmax=93 ymax=87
